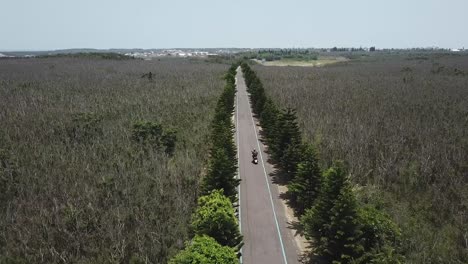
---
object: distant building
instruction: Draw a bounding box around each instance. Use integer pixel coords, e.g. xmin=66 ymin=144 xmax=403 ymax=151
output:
xmin=0 ymin=53 xmax=13 ymax=58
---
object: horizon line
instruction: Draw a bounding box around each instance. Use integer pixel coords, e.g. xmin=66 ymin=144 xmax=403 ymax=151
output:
xmin=1 ymin=46 xmax=466 ymax=53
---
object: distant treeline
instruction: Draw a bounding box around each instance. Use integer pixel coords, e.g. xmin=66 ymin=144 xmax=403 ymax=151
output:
xmin=242 ymin=49 xmax=319 ymax=61
xmin=241 ymin=62 xmax=403 ymax=263
xmin=169 ymin=64 xmax=242 ymax=263
xmin=38 ymin=52 xmax=134 ymax=60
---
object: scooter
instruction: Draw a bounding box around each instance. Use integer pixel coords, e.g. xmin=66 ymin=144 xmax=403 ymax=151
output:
xmin=252 ymin=156 xmax=258 ymax=164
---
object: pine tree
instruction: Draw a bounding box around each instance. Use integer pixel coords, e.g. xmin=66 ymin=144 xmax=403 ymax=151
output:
xmin=201 ymin=147 xmax=240 ymax=202
xmin=274 ymin=108 xmax=302 ymax=178
xmin=287 ymin=144 xmax=321 ymax=215
xmin=324 ymin=184 xmax=363 ymax=263
xmin=281 ymin=141 xmax=305 ymax=180
xmin=259 ymin=98 xmax=280 ymax=145
xmin=302 ymin=165 xmax=345 ymax=242
xmin=250 ymin=79 xmax=266 ymax=115
xmin=211 ymin=121 xmax=236 ymax=162
xmin=253 ymin=91 xmax=266 ymax=115
xmin=301 ymin=163 xmax=363 ymax=262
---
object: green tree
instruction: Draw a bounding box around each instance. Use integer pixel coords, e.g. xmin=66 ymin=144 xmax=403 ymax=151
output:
xmin=324 ymin=184 xmax=363 ymax=263
xmin=287 ymin=144 xmax=321 ymax=215
xmin=353 ymin=245 xmax=404 ymax=264
xmin=274 ymin=108 xmax=302 ymax=179
xmin=210 ymin=78 xmax=237 ymax=164
xmin=248 ymin=78 xmax=267 ymax=114
xmin=302 ymin=163 xmax=363 ymax=263
xmin=191 ymin=190 xmax=243 ymax=249
xmin=169 ymin=235 xmax=238 ymax=264
xmin=302 ymin=165 xmax=347 ymax=242
xmin=201 ymin=147 xmax=239 ymax=202
xmin=215 ymin=83 xmax=235 ymax=116
xmin=211 ymin=120 xmax=236 ymax=162
xmin=281 ymin=141 xmax=305 ymax=181
xmin=259 ymin=98 xmax=280 ymax=145
xmin=353 ymin=206 xmax=403 ymax=263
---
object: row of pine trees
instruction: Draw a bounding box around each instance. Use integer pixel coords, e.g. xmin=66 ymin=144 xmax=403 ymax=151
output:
xmin=169 ymin=64 xmax=242 ymax=264
xmin=241 ymin=62 xmax=404 ymax=264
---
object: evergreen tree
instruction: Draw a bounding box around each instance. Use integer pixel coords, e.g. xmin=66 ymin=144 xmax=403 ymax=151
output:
xmin=287 ymin=144 xmax=321 ymax=215
xmin=259 ymin=98 xmax=280 ymax=145
xmin=253 ymin=91 xmax=266 ymax=115
xmin=324 ymin=184 xmax=363 ymax=263
xmin=281 ymin=141 xmax=305 ymax=180
xmin=302 ymin=165 xmax=346 ymax=242
xmin=274 ymin=108 xmax=302 ymax=178
xmin=211 ymin=120 xmax=236 ymax=162
xmin=302 ymin=163 xmax=363 ymax=263
xmin=201 ymin=147 xmax=240 ymax=202
xmin=249 ymin=78 xmax=266 ymax=115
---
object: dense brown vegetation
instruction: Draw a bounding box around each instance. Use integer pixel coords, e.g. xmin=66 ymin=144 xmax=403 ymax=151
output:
xmin=0 ymin=57 xmax=227 ymax=263
xmin=254 ymin=54 xmax=468 ymax=263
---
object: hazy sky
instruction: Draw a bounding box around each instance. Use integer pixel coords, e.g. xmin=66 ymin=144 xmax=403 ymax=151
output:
xmin=1 ymin=0 xmax=467 ymax=50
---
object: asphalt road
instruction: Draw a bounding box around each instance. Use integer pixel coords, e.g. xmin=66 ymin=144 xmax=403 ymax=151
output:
xmin=235 ymin=68 xmax=301 ymax=264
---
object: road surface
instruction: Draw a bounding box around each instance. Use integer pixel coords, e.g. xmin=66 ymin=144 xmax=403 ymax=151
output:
xmin=235 ymin=67 xmax=301 ymax=264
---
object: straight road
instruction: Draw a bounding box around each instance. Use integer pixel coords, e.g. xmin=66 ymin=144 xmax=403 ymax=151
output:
xmin=235 ymin=67 xmax=301 ymax=264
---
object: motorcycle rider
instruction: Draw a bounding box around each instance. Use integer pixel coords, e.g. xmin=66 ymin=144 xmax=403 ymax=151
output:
xmin=251 ymin=149 xmax=258 ymax=161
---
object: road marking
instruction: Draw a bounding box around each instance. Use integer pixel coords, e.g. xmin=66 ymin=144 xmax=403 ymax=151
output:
xmin=235 ymin=71 xmax=243 ymax=264
xmin=242 ymin=73 xmax=289 ymax=264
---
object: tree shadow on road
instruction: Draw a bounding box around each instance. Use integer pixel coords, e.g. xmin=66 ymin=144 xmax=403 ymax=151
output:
xmin=287 ymin=220 xmax=304 ymax=237
xmin=269 ymin=169 xmax=290 ymax=186
xmin=287 ymin=221 xmax=324 ymax=264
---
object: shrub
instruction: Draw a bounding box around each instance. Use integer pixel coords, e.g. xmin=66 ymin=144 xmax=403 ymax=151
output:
xmin=354 ymin=206 xmax=403 ymax=263
xmin=132 ymin=120 xmax=177 ymax=155
xmin=169 ymin=235 xmax=238 ymax=264
xmin=67 ymin=112 xmax=103 ymax=143
xmin=191 ymin=190 xmax=243 ymax=249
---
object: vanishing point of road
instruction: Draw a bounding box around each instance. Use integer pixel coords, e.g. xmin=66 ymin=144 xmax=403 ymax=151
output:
xmin=235 ymin=67 xmax=302 ymax=264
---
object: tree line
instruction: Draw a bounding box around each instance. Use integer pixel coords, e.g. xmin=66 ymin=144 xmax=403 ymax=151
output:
xmin=169 ymin=64 xmax=242 ymax=264
xmin=241 ymin=62 xmax=403 ymax=264
xmin=242 ymin=49 xmax=319 ymax=62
